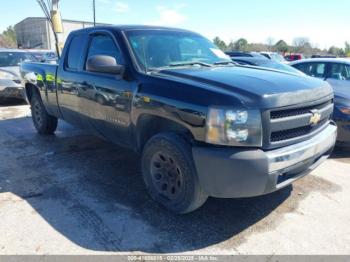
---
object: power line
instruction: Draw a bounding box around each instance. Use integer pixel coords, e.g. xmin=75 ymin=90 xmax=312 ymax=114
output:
xmin=36 ymin=0 xmax=61 ymax=58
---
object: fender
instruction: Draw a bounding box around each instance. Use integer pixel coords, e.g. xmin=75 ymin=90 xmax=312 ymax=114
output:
xmin=21 ymin=62 xmax=61 ymax=117
xmin=131 ymin=93 xmax=208 ymax=144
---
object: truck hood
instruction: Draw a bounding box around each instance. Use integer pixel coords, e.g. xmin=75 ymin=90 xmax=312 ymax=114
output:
xmin=156 ymin=66 xmax=333 ymax=108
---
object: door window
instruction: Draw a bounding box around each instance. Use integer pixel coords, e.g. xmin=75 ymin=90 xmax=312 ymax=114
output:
xmin=294 ymin=62 xmax=326 ymax=78
xmin=329 ymin=63 xmax=350 ymax=80
xmin=293 ymin=63 xmax=311 ymax=74
xmin=86 ymin=34 xmax=124 ymax=67
xmin=66 ymin=35 xmax=86 ymax=71
xmin=311 ymin=63 xmax=326 ymax=78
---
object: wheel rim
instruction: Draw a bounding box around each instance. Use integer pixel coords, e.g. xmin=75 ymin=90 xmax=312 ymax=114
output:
xmin=33 ymin=101 xmax=43 ymax=126
xmin=150 ymin=151 xmax=183 ymax=200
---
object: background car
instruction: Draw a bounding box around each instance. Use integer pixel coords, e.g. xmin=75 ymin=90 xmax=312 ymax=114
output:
xmin=260 ymin=52 xmax=288 ymax=63
xmin=231 ymin=56 xmax=305 ymax=76
xmin=0 ymin=49 xmax=37 ymax=101
xmin=225 ymin=51 xmax=265 ymax=58
xmin=285 ymin=54 xmax=305 ymax=61
xmin=27 ymin=50 xmax=58 ymax=63
xmin=311 ymin=55 xmax=337 ymax=59
xmin=290 ymin=58 xmax=350 ymax=146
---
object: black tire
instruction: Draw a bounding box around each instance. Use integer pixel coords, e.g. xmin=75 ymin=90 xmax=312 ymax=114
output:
xmin=30 ymin=91 xmax=58 ymax=135
xmin=142 ymin=133 xmax=208 ymax=214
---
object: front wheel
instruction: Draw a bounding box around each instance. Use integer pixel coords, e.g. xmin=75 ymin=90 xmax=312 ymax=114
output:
xmin=30 ymin=92 xmax=58 ymax=135
xmin=142 ymin=133 xmax=208 ymax=214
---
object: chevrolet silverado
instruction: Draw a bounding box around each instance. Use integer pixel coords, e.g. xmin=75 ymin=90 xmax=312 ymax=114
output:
xmin=20 ymin=26 xmax=337 ymax=213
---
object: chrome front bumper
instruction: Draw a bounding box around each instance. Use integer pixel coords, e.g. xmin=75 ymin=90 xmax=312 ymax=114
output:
xmin=267 ymin=123 xmax=337 ymax=173
xmin=193 ymin=123 xmax=337 ymax=198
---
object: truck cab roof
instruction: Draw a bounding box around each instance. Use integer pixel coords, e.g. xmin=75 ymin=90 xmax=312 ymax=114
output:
xmin=71 ymin=25 xmax=197 ymax=35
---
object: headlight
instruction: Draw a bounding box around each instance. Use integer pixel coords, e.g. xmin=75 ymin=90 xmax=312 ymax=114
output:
xmin=0 ymin=71 xmax=16 ymax=81
xmin=206 ymin=107 xmax=262 ymax=147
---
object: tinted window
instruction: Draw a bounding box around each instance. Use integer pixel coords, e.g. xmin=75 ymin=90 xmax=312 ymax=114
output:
xmin=294 ymin=62 xmax=326 ymax=78
xmin=285 ymin=55 xmax=292 ymax=61
xmin=293 ymin=63 xmax=312 ymax=74
xmin=312 ymin=63 xmax=326 ymax=77
xmin=66 ymin=35 xmax=86 ymax=70
xmin=86 ymin=34 xmax=123 ymax=65
xmin=329 ymin=63 xmax=350 ymax=80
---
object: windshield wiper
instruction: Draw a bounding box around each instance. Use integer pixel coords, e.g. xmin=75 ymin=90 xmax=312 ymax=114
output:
xmin=169 ymin=61 xmax=213 ymax=68
xmin=214 ymin=61 xmax=237 ymax=66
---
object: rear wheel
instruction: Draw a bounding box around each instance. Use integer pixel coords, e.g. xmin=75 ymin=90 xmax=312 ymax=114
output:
xmin=142 ymin=133 xmax=208 ymax=214
xmin=30 ymin=92 xmax=58 ymax=135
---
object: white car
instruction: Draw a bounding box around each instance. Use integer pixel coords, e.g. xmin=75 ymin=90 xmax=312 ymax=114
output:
xmin=0 ymin=49 xmax=37 ymax=101
xmin=260 ymin=52 xmax=288 ymax=64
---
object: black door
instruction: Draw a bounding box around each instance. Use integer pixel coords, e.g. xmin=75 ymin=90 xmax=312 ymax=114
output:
xmin=78 ymin=32 xmax=135 ymax=147
xmin=57 ymin=33 xmax=90 ymax=128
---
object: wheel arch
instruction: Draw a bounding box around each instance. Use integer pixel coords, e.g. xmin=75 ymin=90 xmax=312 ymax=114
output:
xmin=25 ymin=83 xmax=41 ymax=102
xmin=136 ymin=114 xmax=196 ymax=152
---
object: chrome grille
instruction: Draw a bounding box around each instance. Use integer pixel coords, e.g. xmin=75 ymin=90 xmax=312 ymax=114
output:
xmin=270 ymin=100 xmax=332 ymax=119
xmin=266 ymin=99 xmax=333 ymax=147
xmin=271 ymin=119 xmax=328 ymax=142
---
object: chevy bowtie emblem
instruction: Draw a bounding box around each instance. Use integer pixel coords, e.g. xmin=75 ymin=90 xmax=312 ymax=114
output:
xmin=309 ymin=110 xmax=321 ymax=125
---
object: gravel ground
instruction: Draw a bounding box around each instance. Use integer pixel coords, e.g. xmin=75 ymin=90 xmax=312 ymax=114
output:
xmin=0 ymin=104 xmax=349 ymax=255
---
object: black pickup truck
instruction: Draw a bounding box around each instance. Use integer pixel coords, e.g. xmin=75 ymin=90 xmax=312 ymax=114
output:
xmin=21 ymin=26 xmax=337 ymax=213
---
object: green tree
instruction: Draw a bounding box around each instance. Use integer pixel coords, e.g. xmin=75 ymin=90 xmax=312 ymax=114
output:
xmin=227 ymin=41 xmax=235 ymax=51
xmin=328 ymin=46 xmax=345 ymax=57
xmin=234 ymin=38 xmax=248 ymax=51
xmin=0 ymin=26 xmax=17 ymax=48
xmin=213 ymin=37 xmax=227 ymax=51
xmin=292 ymin=37 xmax=312 ymax=54
xmin=274 ymin=40 xmax=289 ymax=53
xmin=247 ymin=43 xmax=268 ymax=52
xmin=3 ymin=26 xmax=16 ymax=44
xmin=345 ymin=42 xmax=350 ymax=57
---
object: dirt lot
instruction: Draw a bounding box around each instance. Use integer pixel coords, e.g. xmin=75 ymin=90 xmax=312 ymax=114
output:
xmin=0 ymin=103 xmax=349 ymax=255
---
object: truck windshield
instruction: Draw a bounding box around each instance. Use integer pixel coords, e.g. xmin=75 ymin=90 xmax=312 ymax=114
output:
xmin=125 ymin=30 xmax=232 ymax=72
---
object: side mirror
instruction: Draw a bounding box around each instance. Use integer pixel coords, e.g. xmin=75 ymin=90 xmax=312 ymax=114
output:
xmin=86 ymin=55 xmax=124 ymax=75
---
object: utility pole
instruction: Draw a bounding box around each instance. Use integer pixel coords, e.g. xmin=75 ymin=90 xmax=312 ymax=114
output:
xmin=36 ymin=0 xmax=63 ymax=58
xmin=93 ymin=0 xmax=96 ymax=26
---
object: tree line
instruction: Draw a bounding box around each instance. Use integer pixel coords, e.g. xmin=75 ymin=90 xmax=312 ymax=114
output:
xmin=0 ymin=26 xmax=17 ymax=48
xmin=213 ymin=36 xmax=350 ymax=57
xmin=1 ymin=25 xmax=349 ymax=57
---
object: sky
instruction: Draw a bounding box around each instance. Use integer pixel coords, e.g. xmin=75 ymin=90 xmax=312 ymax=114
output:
xmin=0 ymin=0 xmax=349 ymax=49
